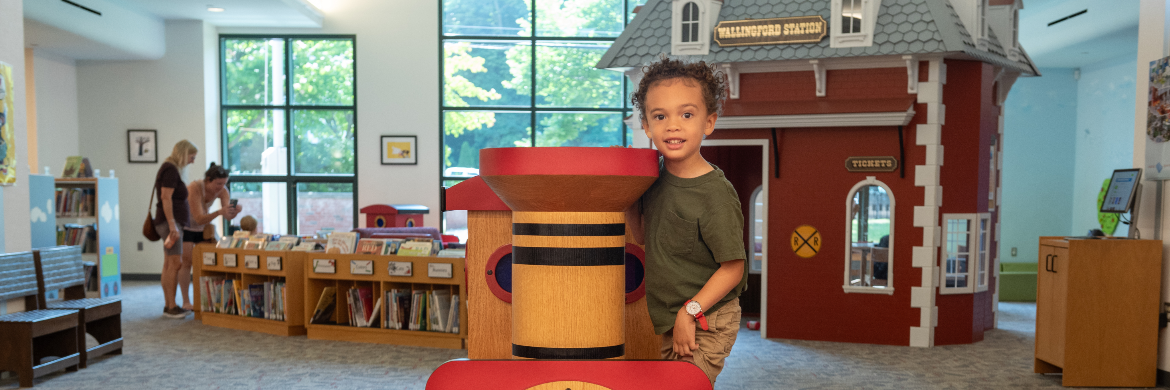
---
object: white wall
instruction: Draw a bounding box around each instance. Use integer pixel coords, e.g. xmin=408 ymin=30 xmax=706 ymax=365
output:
xmin=218 ymin=0 xmax=441 ymax=229
xmin=0 ymin=0 xmax=31 ymax=253
xmin=1071 ymin=55 xmax=1138 ymax=236
xmin=32 ymin=49 xmax=79 ymax=174
xmin=76 ymin=20 xmax=214 ymax=274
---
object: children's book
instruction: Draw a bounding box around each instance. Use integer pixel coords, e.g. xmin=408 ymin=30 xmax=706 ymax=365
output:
xmin=264 ymin=241 xmax=288 ymax=251
xmin=325 ymin=232 xmax=358 ymax=254
xmin=446 ymin=295 xmax=460 ymax=333
xmin=355 ymin=238 xmax=385 ymax=255
xmin=397 ymin=241 xmax=433 ymax=257
xmin=243 ymin=241 xmax=263 ymax=250
xmin=381 ymin=239 xmax=405 ymax=255
xmin=62 ymin=156 xmax=83 ymax=178
xmin=216 ymin=236 xmax=233 ymax=248
xmin=310 ymin=287 xmax=337 ymax=324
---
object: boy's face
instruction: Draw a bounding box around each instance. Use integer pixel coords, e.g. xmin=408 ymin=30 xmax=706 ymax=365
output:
xmin=641 ymin=78 xmax=717 ymax=164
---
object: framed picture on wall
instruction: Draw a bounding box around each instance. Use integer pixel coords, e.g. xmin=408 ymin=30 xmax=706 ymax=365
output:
xmin=381 ymin=135 xmax=417 ymax=165
xmin=127 ymin=129 xmax=158 ymax=163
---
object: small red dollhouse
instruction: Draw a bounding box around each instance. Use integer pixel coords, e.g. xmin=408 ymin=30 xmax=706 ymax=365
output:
xmin=597 ymin=0 xmax=1036 ymax=347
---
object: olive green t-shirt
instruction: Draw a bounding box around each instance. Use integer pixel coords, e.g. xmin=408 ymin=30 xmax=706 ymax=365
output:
xmin=642 ymin=163 xmax=748 ymax=335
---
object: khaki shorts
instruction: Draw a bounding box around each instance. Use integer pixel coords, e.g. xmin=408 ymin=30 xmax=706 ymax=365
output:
xmin=661 ymin=297 xmax=741 ymax=385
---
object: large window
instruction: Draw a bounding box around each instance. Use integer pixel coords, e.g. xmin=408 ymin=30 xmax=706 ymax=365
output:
xmin=220 ymin=36 xmax=357 ymax=235
xmin=844 ymin=177 xmax=894 ymax=294
xmin=440 ymin=0 xmax=643 ymax=239
xmin=941 ymin=213 xmax=991 ymax=294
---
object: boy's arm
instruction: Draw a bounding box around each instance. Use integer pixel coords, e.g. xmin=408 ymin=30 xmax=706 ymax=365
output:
xmin=673 ymin=259 xmax=745 ymax=357
xmin=624 ymin=199 xmax=645 ymax=246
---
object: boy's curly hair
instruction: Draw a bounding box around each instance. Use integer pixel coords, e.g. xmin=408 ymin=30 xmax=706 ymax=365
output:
xmin=631 ymin=56 xmax=727 ymax=123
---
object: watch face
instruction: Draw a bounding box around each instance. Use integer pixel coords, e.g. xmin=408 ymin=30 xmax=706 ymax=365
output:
xmin=685 ymin=301 xmax=702 ymax=316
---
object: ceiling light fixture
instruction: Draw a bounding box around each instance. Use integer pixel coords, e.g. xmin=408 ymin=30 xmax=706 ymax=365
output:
xmin=208 ymin=6 xmax=225 ymax=12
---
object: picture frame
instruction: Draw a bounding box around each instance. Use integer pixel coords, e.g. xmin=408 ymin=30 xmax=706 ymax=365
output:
xmin=127 ymin=129 xmax=157 ymax=163
xmin=381 ymin=135 xmax=417 ymax=165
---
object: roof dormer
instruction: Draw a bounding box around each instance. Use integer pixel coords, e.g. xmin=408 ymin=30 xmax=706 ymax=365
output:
xmin=987 ymin=0 xmax=1023 ymax=61
xmin=830 ymin=0 xmax=882 ymax=48
xmin=952 ymin=0 xmax=992 ymax=51
xmin=671 ymin=0 xmax=723 ymax=56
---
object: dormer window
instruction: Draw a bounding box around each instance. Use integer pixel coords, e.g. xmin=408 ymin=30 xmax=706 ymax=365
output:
xmin=830 ymin=0 xmax=879 ymax=48
xmin=671 ymin=0 xmax=720 ymax=56
xmin=841 ymin=0 xmax=862 ymax=34
xmin=681 ymin=2 xmax=700 ymax=43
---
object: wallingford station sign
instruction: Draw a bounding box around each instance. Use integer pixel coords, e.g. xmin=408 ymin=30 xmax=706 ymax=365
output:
xmin=713 ymin=15 xmax=828 ymax=47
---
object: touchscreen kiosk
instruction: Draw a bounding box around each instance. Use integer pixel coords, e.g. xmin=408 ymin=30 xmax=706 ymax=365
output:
xmin=1101 ymin=168 xmax=1141 ymax=213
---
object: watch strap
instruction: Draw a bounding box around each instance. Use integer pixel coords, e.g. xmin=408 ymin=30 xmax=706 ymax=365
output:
xmin=685 ymin=300 xmax=709 ymax=331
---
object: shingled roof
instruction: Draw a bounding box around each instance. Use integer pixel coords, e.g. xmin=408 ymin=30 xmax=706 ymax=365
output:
xmin=597 ymin=0 xmax=1038 ymax=76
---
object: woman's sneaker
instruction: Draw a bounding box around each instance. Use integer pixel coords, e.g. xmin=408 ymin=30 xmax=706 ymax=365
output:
xmin=163 ymin=306 xmax=189 ymax=318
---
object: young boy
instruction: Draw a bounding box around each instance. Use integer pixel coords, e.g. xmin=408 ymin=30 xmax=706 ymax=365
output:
xmin=626 ymin=57 xmax=747 ymax=385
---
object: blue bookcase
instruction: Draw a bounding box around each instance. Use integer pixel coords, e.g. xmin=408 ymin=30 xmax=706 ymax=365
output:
xmin=54 ymin=177 xmax=120 ymax=297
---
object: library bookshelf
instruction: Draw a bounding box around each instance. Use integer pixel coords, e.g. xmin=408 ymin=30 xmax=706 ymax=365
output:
xmin=302 ymin=253 xmax=467 ymax=350
xmin=52 ymin=177 xmax=121 ymax=298
xmin=192 ymin=243 xmax=306 ymax=337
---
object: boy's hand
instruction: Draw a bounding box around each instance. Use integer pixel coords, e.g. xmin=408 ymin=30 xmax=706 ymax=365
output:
xmin=673 ymin=310 xmax=698 ymax=357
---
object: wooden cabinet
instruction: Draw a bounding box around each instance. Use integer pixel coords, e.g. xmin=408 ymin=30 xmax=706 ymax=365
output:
xmin=192 ymin=244 xmax=306 ymax=337
xmin=1034 ymin=237 xmax=1161 ymax=387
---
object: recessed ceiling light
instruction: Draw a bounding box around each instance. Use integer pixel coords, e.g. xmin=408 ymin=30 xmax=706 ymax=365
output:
xmin=208 ymin=6 xmax=225 ymax=12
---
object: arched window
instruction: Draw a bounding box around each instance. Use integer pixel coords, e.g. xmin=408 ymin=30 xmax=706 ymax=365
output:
xmin=681 ymin=2 xmax=700 ymax=43
xmin=844 ymin=177 xmax=894 ymax=294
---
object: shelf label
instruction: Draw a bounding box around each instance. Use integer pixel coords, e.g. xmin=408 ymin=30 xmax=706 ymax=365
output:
xmin=202 ymin=252 xmax=216 ymax=266
xmin=224 ymin=253 xmax=238 ymax=267
xmin=313 ymin=259 xmax=336 ymax=274
xmin=387 ymin=261 xmax=412 ymax=277
xmin=351 ymin=260 xmax=374 ymax=275
xmin=428 ymin=263 xmax=453 ymax=279
xmin=266 ymin=256 xmax=282 ymax=271
xmin=244 ymin=255 xmax=260 ymax=269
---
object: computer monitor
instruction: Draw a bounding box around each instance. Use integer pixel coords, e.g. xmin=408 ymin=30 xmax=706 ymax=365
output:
xmin=1100 ymin=168 xmax=1142 ymax=213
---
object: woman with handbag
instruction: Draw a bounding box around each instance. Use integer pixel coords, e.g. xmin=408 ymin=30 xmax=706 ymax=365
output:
xmin=179 ymin=162 xmax=240 ymax=310
xmin=153 ymin=140 xmax=198 ymax=318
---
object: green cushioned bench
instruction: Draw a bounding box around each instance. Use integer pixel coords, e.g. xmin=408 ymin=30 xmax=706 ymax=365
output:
xmin=999 ymin=262 xmax=1036 ymax=302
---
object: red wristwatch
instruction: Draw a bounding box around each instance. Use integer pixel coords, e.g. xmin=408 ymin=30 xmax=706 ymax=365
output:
xmin=684 ymin=300 xmax=709 ymax=331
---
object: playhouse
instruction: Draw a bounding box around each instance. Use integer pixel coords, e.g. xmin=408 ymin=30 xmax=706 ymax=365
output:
xmin=591 ymin=0 xmax=1037 ymax=347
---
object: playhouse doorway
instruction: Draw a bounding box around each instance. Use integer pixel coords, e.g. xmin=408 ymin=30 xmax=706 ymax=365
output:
xmin=699 ymin=140 xmax=768 ymax=334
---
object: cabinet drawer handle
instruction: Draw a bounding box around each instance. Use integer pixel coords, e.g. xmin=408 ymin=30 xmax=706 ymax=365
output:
xmin=1044 ymin=254 xmax=1052 ymax=272
xmin=1050 ymin=255 xmax=1057 ymax=273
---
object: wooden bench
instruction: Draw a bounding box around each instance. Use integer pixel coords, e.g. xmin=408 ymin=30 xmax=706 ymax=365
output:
xmin=0 ymin=251 xmax=80 ymax=387
xmin=34 ymin=246 xmax=123 ymax=368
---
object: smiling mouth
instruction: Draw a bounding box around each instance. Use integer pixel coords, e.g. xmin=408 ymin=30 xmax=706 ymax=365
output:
xmin=665 ymin=139 xmax=684 ymax=144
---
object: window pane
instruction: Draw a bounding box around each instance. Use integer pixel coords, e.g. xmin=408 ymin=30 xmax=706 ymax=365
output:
xmin=627 ymin=0 xmax=647 ymax=24
xmin=443 ymin=0 xmax=530 ymax=36
xmin=536 ymin=0 xmax=622 ymax=38
xmin=292 ymin=110 xmax=355 ymax=175
xmin=535 ymin=112 xmax=624 ymax=147
xmin=297 ymin=182 xmax=354 ymax=235
xmin=223 ymin=38 xmax=286 ymax=105
xmin=444 ymin=210 xmax=469 ymax=244
xmin=444 ymin=40 xmax=531 ymax=108
xmin=225 ymin=109 xmax=288 ymax=175
xmin=444 ymin=111 xmax=532 ymax=173
xmin=536 ymin=41 xmax=622 ymax=108
xmin=229 ymin=182 xmax=288 ymax=235
xmin=292 ymin=39 xmax=354 ymax=106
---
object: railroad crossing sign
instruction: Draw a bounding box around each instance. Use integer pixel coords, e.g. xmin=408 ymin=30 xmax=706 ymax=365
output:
xmin=791 ymin=225 xmax=821 ymax=258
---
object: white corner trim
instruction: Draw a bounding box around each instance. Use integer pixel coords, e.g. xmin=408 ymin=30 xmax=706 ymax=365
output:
xmin=715 ymin=108 xmax=915 ymax=129
xmin=909 ymin=58 xmax=944 ymax=348
xmin=810 ymin=60 xmax=826 ymax=97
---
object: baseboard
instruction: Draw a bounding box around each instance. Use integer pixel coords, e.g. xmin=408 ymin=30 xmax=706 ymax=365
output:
xmin=1159 ymin=369 xmax=1170 ymax=386
xmin=123 ymin=273 xmax=162 ymax=281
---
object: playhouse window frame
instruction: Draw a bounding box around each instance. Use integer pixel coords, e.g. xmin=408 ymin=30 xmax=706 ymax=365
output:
xmin=940 ymin=213 xmax=991 ymax=294
xmin=842 ymin=176 xmax=894 ymax=295
xmin=671 ymin=0 xmax=709 ymax=55
xmin=830 ymin=0 xmax=879 ymax=48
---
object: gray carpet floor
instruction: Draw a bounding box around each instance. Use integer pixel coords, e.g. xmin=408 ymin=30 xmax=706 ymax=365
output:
xmin=0 ymin=281 xmax=1155 ymax=389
